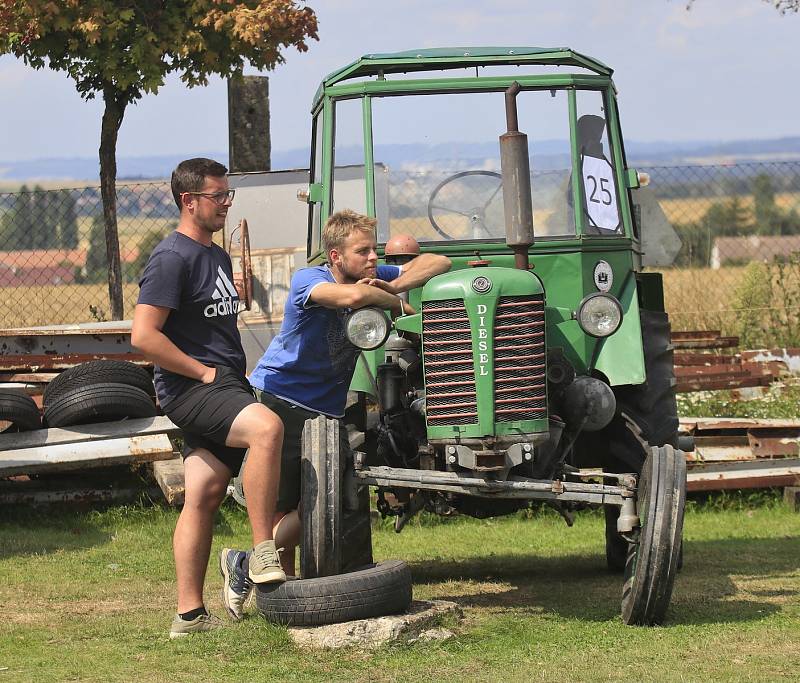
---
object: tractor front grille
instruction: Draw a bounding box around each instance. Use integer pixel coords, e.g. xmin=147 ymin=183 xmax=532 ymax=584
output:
xmin=493 ymin=295 xmax=547 ymax=422
xmin=422 ymin=299 xmax=477 ymax=425
xmin=422 ymin=295 xmax=547 ymax=426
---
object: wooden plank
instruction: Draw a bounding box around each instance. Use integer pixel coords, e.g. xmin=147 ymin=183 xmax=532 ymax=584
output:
xmin=676 ymin=375 xmax=771 ymax=392
xmin=672 ymin=330 xmax=722 ymax=340
xmin=0 ymin=372 xmax=59 ymax=383
xmin=680 ymin=417 xmax=800 ymax=432
xmin=0 ymin=353 xmax=149 ymax=371
xmin=686 ymin=458 xmax=800 ymax=491
xmin=0 ymin=433 xmax=175 ymax=476
xmin=153 ymin=458 xmax=185 ymax=506
xmin=0 ymin=415 xmax=178 ymax=451
xmin=673 ymin=353 xmax=739 ymax=366
xmin=672 ymin=337 xmax=739 ymax=350
xmin=0 ymin=485 xmax=162 ymax=506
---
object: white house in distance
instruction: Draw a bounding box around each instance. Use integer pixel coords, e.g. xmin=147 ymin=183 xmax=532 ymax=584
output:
xmin=710 ymin=235 xmax=800 ymax=269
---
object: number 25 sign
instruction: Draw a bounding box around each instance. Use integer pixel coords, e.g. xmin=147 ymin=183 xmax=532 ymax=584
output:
xmin=581 ymin=155 xmax=620 ymax=232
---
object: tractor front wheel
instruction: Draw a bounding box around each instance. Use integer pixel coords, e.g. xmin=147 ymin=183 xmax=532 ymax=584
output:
xmin=621 ymin=444 xmax=686 ymax=625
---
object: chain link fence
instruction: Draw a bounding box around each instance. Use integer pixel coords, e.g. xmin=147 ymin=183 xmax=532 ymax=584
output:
xmin=0 ymin=181 xmax=176 ymax=327
xmin=646 ymin=160 xmax=800 ymax=348
xmin=1 ymin=161 xmax=800 ymax=347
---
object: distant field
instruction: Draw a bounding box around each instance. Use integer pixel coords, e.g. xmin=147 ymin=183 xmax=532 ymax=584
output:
xmin=0 ymin=283 xmax=141 ymax=327
xmin=657 ymin=191 xmax=800 ymax=225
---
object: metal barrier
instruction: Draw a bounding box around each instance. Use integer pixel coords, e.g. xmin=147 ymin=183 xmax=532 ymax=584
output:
xmin=2 ymin=160 xmax=800 ymax=348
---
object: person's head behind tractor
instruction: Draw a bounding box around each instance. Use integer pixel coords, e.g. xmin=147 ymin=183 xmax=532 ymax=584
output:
xmin=384 ymin=233 xmax=420 ymax=265
xmin=322 ymin=209 xmax=377 ymax=261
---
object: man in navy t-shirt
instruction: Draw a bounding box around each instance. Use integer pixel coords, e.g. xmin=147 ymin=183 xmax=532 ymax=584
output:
xmin=132 ymin=158 xmax=285 ymax=639
xmin=246 ymin=209 xmax=451 ymax=574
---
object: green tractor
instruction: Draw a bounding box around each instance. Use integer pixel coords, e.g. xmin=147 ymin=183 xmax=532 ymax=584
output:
xmin=279 ymin=47 xmax=685 ymax=626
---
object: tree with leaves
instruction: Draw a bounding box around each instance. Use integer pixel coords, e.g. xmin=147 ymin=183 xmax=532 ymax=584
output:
xmin=85 ymin=213 xmax=108 ymax=283
xmin=752 ymin=173 xmax=777 ymax=235
xmin=29 ymin=185 xmax=55 ymax=249
xmin=57 ymin=190 xmax=79 ymax=250
xmin=0 ymin=1 xmax=317 ymax=319
xmin=7 ymin=185 xmax=34 ymax=251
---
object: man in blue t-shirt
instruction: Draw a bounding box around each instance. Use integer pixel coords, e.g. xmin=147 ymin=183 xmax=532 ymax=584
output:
xmin=245 ymin=209 xmax=451 ymax=576
xmin=132 ymin=158 xmax=286 ymax=639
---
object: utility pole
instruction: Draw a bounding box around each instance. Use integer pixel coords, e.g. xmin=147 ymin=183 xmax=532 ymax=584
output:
xmin=227 ymin=75 xmax=271 ymax=173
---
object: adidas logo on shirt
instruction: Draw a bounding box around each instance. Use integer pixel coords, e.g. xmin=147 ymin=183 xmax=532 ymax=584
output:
xmin=204 ymin=266 xmax=240 ymax=318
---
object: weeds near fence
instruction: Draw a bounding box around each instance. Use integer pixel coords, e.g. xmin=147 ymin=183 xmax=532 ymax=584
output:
xmin=676 ymin=381 xmax=800 ymax=419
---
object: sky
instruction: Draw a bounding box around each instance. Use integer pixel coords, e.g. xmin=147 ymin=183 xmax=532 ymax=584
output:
xmin=0 ymin=0 xmax=798 ymax=164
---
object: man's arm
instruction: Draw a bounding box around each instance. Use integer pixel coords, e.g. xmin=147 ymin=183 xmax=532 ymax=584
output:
xmin=369 ymin=253 xmax=451 ymax=294
xmin=308 ymin=282 xmax=415 ymax=315
xmin=131 ymin=304 xmax=216 ymax=383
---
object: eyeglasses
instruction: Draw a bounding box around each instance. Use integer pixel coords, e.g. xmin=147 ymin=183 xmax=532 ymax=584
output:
xmin=181 ymin=189 xmax=236 ymax=205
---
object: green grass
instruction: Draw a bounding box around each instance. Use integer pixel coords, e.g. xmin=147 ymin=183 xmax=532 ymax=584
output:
xmin=1 ymin=496 xmax=798 ymax=683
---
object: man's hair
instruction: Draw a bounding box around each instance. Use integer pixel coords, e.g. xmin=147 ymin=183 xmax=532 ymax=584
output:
xmin=170 ymin=158 xmax=228 ymax=209
xmin=322 ymin=210 xmax=377 ymax=255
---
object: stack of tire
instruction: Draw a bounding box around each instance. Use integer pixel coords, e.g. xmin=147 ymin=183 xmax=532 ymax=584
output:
xmin=42 ymin=360 xmax=157 ymax=428
xmin=0 ymin=389 xmax=42 ymax=433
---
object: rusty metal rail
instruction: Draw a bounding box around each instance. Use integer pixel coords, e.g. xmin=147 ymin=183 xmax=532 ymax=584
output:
xmin=672 ymin=330 xmax=794 ymax=392
xmin=680 ymin=417 xmax=800 ymax=490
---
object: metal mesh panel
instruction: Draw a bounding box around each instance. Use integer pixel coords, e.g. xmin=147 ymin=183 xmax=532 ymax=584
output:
xmin=0 ymin=181 xmax=178 ymax=327
xmin=645 ymin=161 xmax=800 ymax=347
xmin=387 ymin=160 xmax=800 ymax=347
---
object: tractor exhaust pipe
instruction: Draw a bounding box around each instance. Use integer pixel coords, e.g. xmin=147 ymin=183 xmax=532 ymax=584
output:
xmin=500 ymin=81 xmax=534 ymax=270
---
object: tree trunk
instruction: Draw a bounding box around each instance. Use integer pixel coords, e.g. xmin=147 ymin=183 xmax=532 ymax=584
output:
xmin=99 ymin=89 xmax=127 ymax=321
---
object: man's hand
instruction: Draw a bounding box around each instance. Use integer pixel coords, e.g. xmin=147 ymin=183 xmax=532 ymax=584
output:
xmin=357 ymin=277 xmax=398 ymax=294
xmin=200 ymin=366 xmax=217 ymax=384
xmin=391 ymin=298 xmax=416 ymax=317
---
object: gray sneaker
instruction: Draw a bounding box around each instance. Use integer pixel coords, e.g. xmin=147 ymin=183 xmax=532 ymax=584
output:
xmin=219 ymin=548 xmax=253 ymax=620
xmin=169 ymin=612 xmax=224 ymax=640
xmin=248 ymin=539 xmax=286 ymax=584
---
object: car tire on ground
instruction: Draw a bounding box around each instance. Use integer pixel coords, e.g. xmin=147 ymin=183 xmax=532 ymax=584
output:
xmin=44 ymin=382 xmax=157 ymax=428
xmin=0 ymin=389 xmax=42 ymax=432
xmin=44 ymin=360 xmax=154 ymax=408
xmin=255 ymin=560 xmax=413 ymax=627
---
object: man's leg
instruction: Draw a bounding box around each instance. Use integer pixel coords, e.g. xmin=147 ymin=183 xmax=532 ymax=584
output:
xmin=174 ymin=448 xmax=231 ymax=613
xmin=226 ymin=402 xmax=286 ymax=583
xmin=273 ymin=509 xmax=301 ymax=576
xmin=226 ymin=402 xmax=284 ymax=545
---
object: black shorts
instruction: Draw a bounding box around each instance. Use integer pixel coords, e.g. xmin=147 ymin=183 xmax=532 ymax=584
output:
xmin=164 ymin=365 xmax=257 ymax=475
xmin=260 ymin=392 xmax=348 ymax=512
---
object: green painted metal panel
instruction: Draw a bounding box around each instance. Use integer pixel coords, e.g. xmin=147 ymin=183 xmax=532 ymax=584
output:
xmin=350 ymin=349 xmax=381 ymax=398
xmin=594 ymin=272 xmax=645 ymax=385
xmin=568 ymin=88 xmax=585 ymax=235
xmin=362 ymin=96 xmax=375 ymax=217
xmin=320 ymin=98 xmax=334 ymax=226
xmin=313 ymin=47 xmax=613 ymax=106
xmin=604 ymin=87 xmax=635 ymax=239
xmin=321 ymin=74 xmax=611 ymax=104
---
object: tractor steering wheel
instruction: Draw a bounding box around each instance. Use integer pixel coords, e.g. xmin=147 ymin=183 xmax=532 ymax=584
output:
xmin=427 ymin=170 xmax=504 ymax=240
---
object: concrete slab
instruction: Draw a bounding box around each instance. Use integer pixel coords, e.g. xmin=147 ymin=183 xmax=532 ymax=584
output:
xmin=287 ymin=599 xmax=461 ymax=650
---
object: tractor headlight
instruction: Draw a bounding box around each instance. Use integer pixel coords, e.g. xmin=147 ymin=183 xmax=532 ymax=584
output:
xmin=345 ymin=307 xmax=391 ymax=350
xmin=576 ymin=293 xmax=623 ymax=338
